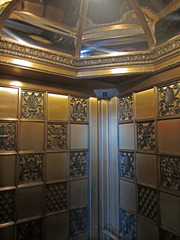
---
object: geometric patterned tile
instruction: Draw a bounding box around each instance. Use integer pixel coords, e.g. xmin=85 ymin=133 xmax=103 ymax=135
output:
xmin=17 ymin=219 xmax=42 ymax=240
xmin=0 ymin=190 xmax=14 ymax=224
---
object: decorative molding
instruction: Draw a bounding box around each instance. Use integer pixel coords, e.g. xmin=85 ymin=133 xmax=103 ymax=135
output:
xmin=160 ymin=156 xmax=180 ymax=192
xmin=137 ymin=122 xmax=155 ymax=150
xmin=70 ymin=207 xmax=88 ymax=236
xmin=71 ymin=97 xmax=88 ymax=122
xmin=138 ymin=185 xmax=158 ymax=221
xmin=158 ymin=82 xmax=180 ymax=117
xmin=119 ymin=152 xmax=135 ymax=179
xmin=17 ymin=219 xmax=42 ymax=240
xmin=70 ymin=152 xmax=88 ymax=177
xmin=46 ymin=182 xmax=67 ymax=213
xmin=0 ymin=190 xmax=14 ymax=224
xmin=21 ymin=90 xmax=44 ymax=119
xmin=119 ymin=95 xmax=133 ymax=121
xmin=0 ymin=122 xmax=16 ymax=151
xmin=19 ymin=154 xmax=43 ymax=184
xmin=47 ymin=123 xmax=67 ymax=150
xmin=119 ymin=208 xmax=136 ymax=240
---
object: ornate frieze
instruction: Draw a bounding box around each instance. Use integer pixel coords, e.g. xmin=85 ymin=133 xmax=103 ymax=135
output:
xmin=19 ymin=154 xmax=43 ymax=184
xmin=160 ymin=156 xmax=180 ymax=192
xmin=46 ymin=182 xmax=67 ymax=213
xmin=0 ymin=122 xmax=16 ymax=151
xmin=70 ymin=207 xmax=88 ymax=236
xmin=71 ymin=97 xmax=88 ymax=122
xmin=119 ymin=152 xmax=135 ymax=179
xmin=70 ymin=152 xmax=88 ymax=177
xmin=119 ymin=95 xmax=133 ymax=121
xmin=47 ymin=123 xmax=67 ymax=150
xmin=119 ymin=208 xmax=136 ymax=240
xmin=0 ymin=190 xmax=14 ymax=224
xmin=137 ymin=122 xmax=155 ymax=150
xmin=17 ymin=219 xmax=42 ymax=240
xmin=158 ymin=82 xmax=180 ymax=117
xmin=138 ymin=185 xmax=158 ymax=221
xmin=21 ymin=90 xmax=44 ymax=119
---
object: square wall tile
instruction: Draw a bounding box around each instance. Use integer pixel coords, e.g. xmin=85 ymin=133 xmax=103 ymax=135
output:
xmin=47 ymin=153 xmax=67 ymax=181
xmin=136 ymin=153 xmax=157 ymax=187
xmin=120 ymin=208 xmax=136 ymax=240
xmin=0 ymin=155 xmax=15 ymax=187
xmin=119 ymin=124 xmax=134 ymax=150
xmin=71 ymin=125 xmax=88 ymax=149
xmin=160 ymin=192 xmax=180 ymax=233
xmin=17 ymin=219 xmax=42 ymax=240
xmin=0 ymin=87 xmax=18 ymax=118
xmin=135 ymin=89 xmax=156 ymax=120
xmin=0 ymin=190 xmax=14 ymax=224
xmin=48 ymin=93 xmax=68 ymax=121
xmin=17 ymin=186 xmax=43 ymax=219
xmin=0 ymin=225 xmax=14 ymax=240
xmin=70 ymin=179 xmax=88 ymax=208
xmin=138 ymin=218 xmax=159 ymax=240
xmin=158 ymin=119 xmax=180 ymax=154
xmin=120 ymin=180 xmax=136 ymax=212
xmin=46 ymin=212 xmax=67 ymax=240
xmin=19 ymin=122 xmax=44 ymax=151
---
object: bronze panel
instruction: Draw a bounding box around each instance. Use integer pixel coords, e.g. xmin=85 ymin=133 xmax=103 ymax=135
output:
xmin=70 ymin=179 xmax=88 ymax=208
xmin=17 ymin=186 xmax=44 ymax=219
xmin=158 ymin=119 xmax=180 ymax=154
xmin=120 ymin=180 xmax=136 ymax=212
xmin=19 ymin=122 xmax=44 ymax=151
xmin=48 ymin=94 xmax=68 ymax=121
xmin=0 ymin=225 xmax=14 ymax=240
xmin=136 ymin=153 xmax=157 ymax=187
xmin=0 ymin=87 xmax=18 ymax=118
xmin=46 ymin=212 xmax=67 ymax=240
xmin=119 ymin=123 xmax=134 ymax=150
xmin=71 ymin=124 xmax=88 ymax=149
xmin=135 ymin=89 xmax=156 ymax=120
xmin=0 ymin=155 xmax=15 ymax=187
xmin=138 ymin=218 xmax=159 ymax=240
xmin=46 ymin=153 xmax=67 ymax=181
xmin=160 ymin=192 xmax=180 ymax=233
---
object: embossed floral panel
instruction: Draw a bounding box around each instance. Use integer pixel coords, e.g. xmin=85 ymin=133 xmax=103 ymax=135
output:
xmin=19 ymin=154 xmax=43 ymax=184
xmin=71 ymin=97 xmax=88 ymax=122
xmin=160 ymin=155 xmax=180 ymax=192
xmin=119 ymin=152 xmax=135 ymax=179
xmin=137 ymin=122 xmax=155 ymax=151
xmin=119 ymin=95 xmax=133 ymax=121
xmin=0 ymin=121 xmax=16 ymax=151
xmin=119 ymin=208 xmax=136 ymax=240
xmin=70 ymin=207 xmax=88 ymax=237
xmin=0 ymin=190 xmax=14 ymax=224
xmin=46 ymin=182 xmax=67 ymax=213
xmin=47 ymin=123 xmax=67 ymax=150
xmin=158 ymin=82 xmax=180 ymax=117
xmin=70 ymin=152 xmax=88 ymax=178
xmin=17 ymin=219 xmax=42 ymax=240
xmin=21 ymin=90 xmax=44 ymax=119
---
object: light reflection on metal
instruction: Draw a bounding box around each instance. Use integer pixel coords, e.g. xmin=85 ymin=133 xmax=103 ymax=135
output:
xmin=12 ymin=59 xmax=31 ymax=67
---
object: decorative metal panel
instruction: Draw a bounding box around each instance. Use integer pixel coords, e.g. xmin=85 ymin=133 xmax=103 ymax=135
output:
xmin=158 ymin=82 xmax=180 ymax=117
xmin=0 ymin=190 xmax=14 ymax=224
xmin=138 ymin=185 xmax=158 ymax=221
xmin=46 ymin=182 xmax=67 ymax=213
xmin=119 ymin=152 xmax=135 ymax=179
xmin=119 ymin=95 xmax=133 ymax=121
xmin=0 ymin=122 xmax=16 ymax=151
xmin=21 ymin=90 xmax=44 ymax=119
xmin=70 ymin=152 xmax=88 ymax=177
xmin=160 ymin=156 xmax=180 ymax=192
xmin=137 ymin=122 xmax=155 ymax=150
xmin=161 ymin=229 xmax=180 ymax=240
xmin=119 ymin=208 xmax=136 ymax=240
xmin=19 ymin=154 xmax=43 ymax=184
xmin=17 ymin=219 xmax=42 ymax=240
xmin=70 ymin=207 xmax=88 ymax=236
xmin=71 ymin=97 xmax=87 ymax=122
xmin=47 ymin=123 xmax=67 ymax=150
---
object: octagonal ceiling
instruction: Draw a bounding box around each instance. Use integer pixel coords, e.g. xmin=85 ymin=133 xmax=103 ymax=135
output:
xmin=0 ymin=0 xmax=179 ymax=59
